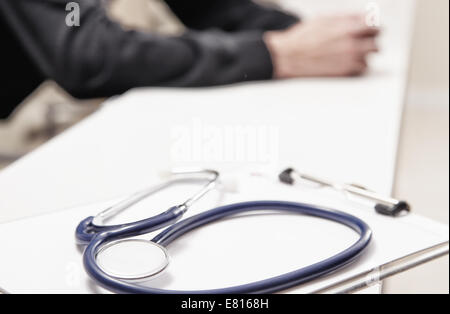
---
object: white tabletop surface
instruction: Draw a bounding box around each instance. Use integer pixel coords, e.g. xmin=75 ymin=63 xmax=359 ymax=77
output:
xmin=2 ymin=0 xmax=445 ymax=294
xmin=0 ymin=76 xmax=407 ymax=221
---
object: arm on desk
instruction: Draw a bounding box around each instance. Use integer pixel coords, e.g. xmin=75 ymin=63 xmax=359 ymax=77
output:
xmin=0 ymin=0 xmax=297 ymax=98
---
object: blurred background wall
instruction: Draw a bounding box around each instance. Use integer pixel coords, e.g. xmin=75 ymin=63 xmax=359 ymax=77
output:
xmin=408 ymin=0 xmax=449 ymax=99
xmin=389 ymin=0 xmax=449 ymax=294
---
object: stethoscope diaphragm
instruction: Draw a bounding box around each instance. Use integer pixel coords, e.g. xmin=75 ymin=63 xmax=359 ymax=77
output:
xmin=95 ymin=239 xmax=169 ymax=281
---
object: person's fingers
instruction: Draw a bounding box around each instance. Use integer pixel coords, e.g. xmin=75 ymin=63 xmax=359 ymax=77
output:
xmin=348 ymin=22 xmax=380 ymax=37
xmin=339 ymin=53 xmax=368 ymax=76
xmin=344 ymin=15 xmax=380 ymax=38
xmin=329 ymin=13 xmax=365 ymax=23
xmin=354 ymin=26 xmax=380 ymax=38
xmin=347 ymin=60 xmax=368 ymax=76
xmin=357 ymin=57 xmax=368 ymax=67
xmin=356 ymin=38 xmax=379 ymax=53
xmin=341 ymin=37 xmax=377 ymax=57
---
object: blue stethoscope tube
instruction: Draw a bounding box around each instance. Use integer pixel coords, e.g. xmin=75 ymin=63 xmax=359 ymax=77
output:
xmin=79 ymin=201 xmax=372 ymax=294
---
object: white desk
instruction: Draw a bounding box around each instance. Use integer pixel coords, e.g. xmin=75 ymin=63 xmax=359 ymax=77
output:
xmin=1 ymin=0 xmax=447 ymax=294
xmin=0 ymin=76 xmax=409 ymax=220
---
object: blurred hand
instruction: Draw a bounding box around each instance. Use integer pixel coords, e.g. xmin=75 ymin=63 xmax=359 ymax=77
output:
xmin=264 ymin=15 xmax=380 ymax=78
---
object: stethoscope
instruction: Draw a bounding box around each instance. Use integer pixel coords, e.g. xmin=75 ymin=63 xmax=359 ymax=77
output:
xmin=76 ymin=168 xmax=374 ymax=294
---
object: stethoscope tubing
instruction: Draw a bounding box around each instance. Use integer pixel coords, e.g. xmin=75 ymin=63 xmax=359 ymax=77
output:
xmin=82 ymin=201 xmax=372 ymax=294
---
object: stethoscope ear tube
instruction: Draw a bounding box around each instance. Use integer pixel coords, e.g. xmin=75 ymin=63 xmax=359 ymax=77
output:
xmin=76 ymin=169 xmax=219 ymax=245
xmin=76 ymin=206 xmax=184 ymax=243
xmin=75 ymin=216 xmax=96 ymax=245
xmin=83 ymin=201 xmax=372 ymax=294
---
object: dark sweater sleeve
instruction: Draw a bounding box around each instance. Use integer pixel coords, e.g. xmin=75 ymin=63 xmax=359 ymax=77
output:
xmin=0 ymin=0 xmax=296 ymax=99
xmin=164 ymin=0 xmax=299 ymax=32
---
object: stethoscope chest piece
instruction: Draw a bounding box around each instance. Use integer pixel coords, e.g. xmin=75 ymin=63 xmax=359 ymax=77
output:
xmin=95 ymin=239 xmax=169 ymax=281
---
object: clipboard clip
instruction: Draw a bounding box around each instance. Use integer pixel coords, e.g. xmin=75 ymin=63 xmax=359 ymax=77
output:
xmin=279 ymin=168 xmax=411 ymax=217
